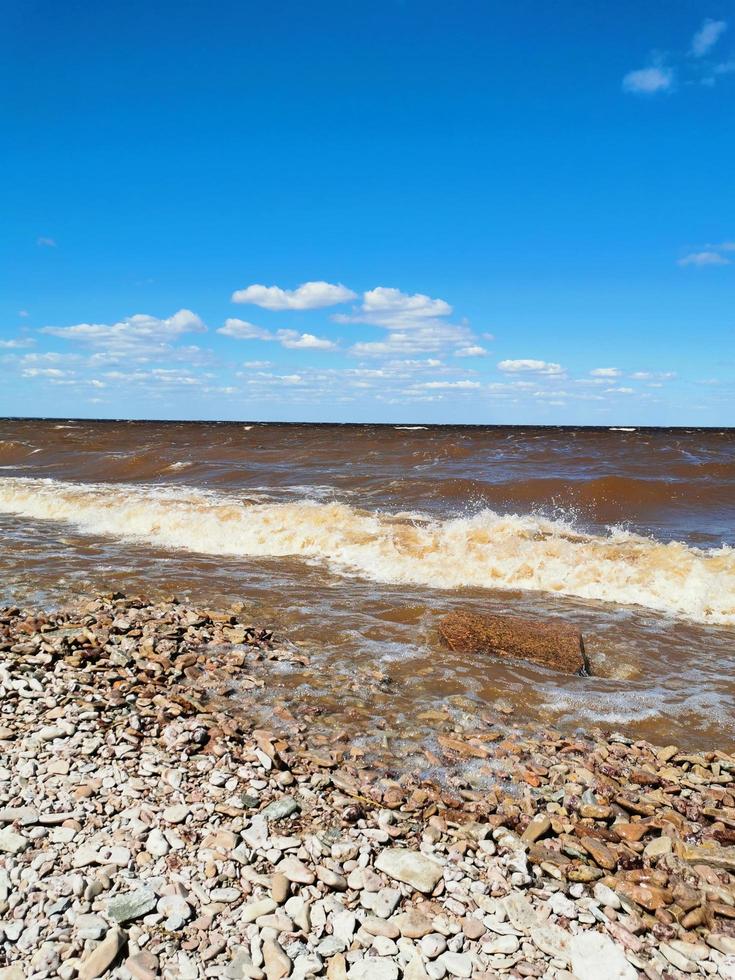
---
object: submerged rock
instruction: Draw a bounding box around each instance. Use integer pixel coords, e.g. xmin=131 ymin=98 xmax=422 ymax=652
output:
xmin=437 ymin=610 xmax=590 ymax=675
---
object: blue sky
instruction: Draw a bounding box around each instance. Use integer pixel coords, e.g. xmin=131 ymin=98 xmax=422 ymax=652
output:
xmin=1 ymin=0 xmax=733 ymax=425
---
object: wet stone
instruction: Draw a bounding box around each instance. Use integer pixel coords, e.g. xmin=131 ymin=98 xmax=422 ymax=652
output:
xmin=521 ymin=814 xmax=551 ymax=843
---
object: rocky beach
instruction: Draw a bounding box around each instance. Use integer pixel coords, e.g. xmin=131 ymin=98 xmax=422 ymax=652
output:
xmin=2 ymin=593 xmax=735 ymax=979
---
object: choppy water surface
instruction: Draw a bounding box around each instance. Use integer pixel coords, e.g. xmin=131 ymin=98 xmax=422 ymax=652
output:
xmin=1 ymin=419 xmax=733 ymax=754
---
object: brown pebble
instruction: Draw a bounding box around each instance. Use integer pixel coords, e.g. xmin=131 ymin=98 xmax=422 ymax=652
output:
xmin=462 ymin=916 xmax=486 ymax=940
xmin=271 ymin=872 xmax=290 ymax=904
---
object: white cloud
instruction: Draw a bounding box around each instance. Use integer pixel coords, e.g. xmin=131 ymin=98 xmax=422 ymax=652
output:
xmin=691 ymin=19 xmax=727 ymax=57
xmin=350 ymin=325 xmax=471 ymax=356
xmin=43 ymin=309 xmax=206 ymax=352
xmin=37 ymin=236 xmax=56 ymax=248
xmin=678 ymin=250 xmax=731 ymax=266
xmin=623 ymin=21 xmax=732 ymax=94
xmin=590 ymin=367 xmax=621 ymax=377
xmin=218 ymin=319 xmax=336 ymax=350
xmin=605 ymin=386 xmax=635 ymax=394
xmin=232 ymin=281 xmax=356 ymax=310
xmin=455 ymin=345 xmax=488 ymax=357
xmin=102 ymin=367 xmax=206 ymax=388
xmin=277 ymin=331 xmax=336 ymax=350
xmin=218 ymin=319 xmax=272 ymax=341
xmin=0 ymin=337 xmax=35 ymax=349
xmin=341 ymin=287 xmax=474 ymax=356
xmin=418 ymin=380 xmax=481 ymax=390
xmin=630 ymin=370 xmax=676 ymax=381
xmin=243 ymin=360 xmax=272 ymax=369
xmin=337 ymin=287 xmax=452 ymax=328
xmin=17 ymin=352 xmax=74 ymax=365
xmin=498 ymin=359 xmax=565 ymax=375
xmin=22 ymin=367 xmax=68 ymax=379
xmin=18 ymin=310 xmax=30 ymax=318
xmin=622 ymin=66 xmax=674 ymax=94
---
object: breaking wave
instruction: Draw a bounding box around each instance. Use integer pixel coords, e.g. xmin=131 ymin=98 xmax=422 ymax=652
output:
xmin=0 ymin=477 xmax=733 ymax=625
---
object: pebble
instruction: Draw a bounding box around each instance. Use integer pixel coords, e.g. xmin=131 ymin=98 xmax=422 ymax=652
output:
xmin=644 ymin=835 xmax=673 ymax=859
xmin=162 ymin=803 xmax=190 ymax=823
xmin=261 ymin=797 xmax=301 ymax=821
xmin=145 ymin=827 xmax=170 ymax=857
xmin=77 ymin=926 xmax=127 ymax=980
xmin=243 ymin=898 xmax=278 ymax=923
xmin=421 ymin=934 xmax=448 ymax=959
xmin=157 ymin=893 xmax=193 ymax=929
xmin=530 ymin=921 xmax=572 ymax=962
xmin=263 ymin=937 xmax=292 ymax=979
xmin=271 ymin=872 xmax=290 ymax=904
xmin=661 ymin=942 xmax=698 ymax=972
xmin=393 ymin=909 xmax=433 ymax=938
xmin=593 ymin=882 xmax=621 ymax=909
xmin=708 ymin=934 xmax=735 ymax=955
xmin=348 ymin=957 xmax=400 ymax=979
xmin=210 ymin=886 xmax=241 ymax=903
xmin=482 ymin=934 xmax=519 ymax=955
xmin=521 ymin=813 xmax=551 ymax=843
xmin=317 ymin=866 xmax=348 ymax=891
xmin=125 ymin=950 xmax=160 ymax=980
xmin=375 ymin=848 xmax=444 ymax=893
xmin=0 ymin=827 xmax=28 ymax=854
xmin=436 ymin=950 xmax=473 ymax=977
xmin=278 ymin=856 xmax=316 ymax=884
xmin=569 ymin=931 xmax=637 ymax=980
xmin=107 ymin=887 xmax=157 ymax=923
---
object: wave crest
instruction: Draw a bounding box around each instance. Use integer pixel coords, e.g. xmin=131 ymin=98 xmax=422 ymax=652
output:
xmin=0 ymin=477 xmax=733 ymax=625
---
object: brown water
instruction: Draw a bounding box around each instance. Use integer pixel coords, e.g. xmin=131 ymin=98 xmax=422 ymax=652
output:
xmin=1 ymin=419 xmax=734 ymax=759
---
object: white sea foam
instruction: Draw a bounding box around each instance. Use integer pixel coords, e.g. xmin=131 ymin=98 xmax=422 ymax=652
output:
xmin=0 ymin=477 xmax=733 ymax=625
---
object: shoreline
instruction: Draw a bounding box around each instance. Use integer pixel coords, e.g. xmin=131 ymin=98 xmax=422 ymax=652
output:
xmin=2 ymin=594 xmax=735 ymax=978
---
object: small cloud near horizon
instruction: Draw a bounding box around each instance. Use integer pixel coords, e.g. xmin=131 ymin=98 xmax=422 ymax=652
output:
xmin=498 ymin=359 xmax=565 ymax=376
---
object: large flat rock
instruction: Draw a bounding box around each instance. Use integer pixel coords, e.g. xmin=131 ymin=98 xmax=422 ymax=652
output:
xmin=375 ymin=848 xmax=444 ymax=894
xmin=438 ymin=610 xmax=590 ymax=676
